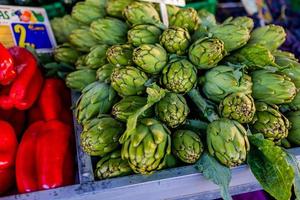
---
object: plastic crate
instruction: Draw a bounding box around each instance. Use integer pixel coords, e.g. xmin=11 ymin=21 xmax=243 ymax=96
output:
xmin=291 ymin=0 xmax=300 ymax=12
xmin=184 ymin=0 xmax=217 ymax=13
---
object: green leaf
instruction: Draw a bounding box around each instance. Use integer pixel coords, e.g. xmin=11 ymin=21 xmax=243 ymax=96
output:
xmin=284 ymin=150 xmax=300 ymax=199
xmin=247 ymin=134 xmax=294 ymax=200
xmin=196 ymin=152 xmax=232 ymax=200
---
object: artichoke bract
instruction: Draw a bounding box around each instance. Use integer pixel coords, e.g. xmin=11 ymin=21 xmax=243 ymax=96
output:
xmin=219 ymin=92 xmax=256 ymax=124
xmin=248 ymin=25 xmax=286 ymax=51
xmin=76 ymin=54 xmax=87 ymax=69
xmin=111 ymin=66 xmax=148 ymax=96
xmin=287 ymin=93 xmax=300 ymax=111
xmin=54 ymin=43 xmax=81 ymax=64
xmin=121 ymin=118 xmax=171 ymax=174
xmin=207 ymin=118 xmax=250 ymax=167
xmin=127 ymin=25 xmax=162 ymax=47
xmin=189 ymin=37 xmax=226 ymax=69
xmin=155 ymin=93 xmax=189 ymax=128
xmin=252 ymin=70 xmax=297 ymax=104
xmin=287 ymin=111 xmax=300 ymax=145
xmin=202 ymin=65 xmax=253 ymax=102
xmin=80 ymin=116 xmax=124 ymax=156
xmin=71 ymin=2 xmax=104 ymax=25
xmin=76 ymin=82 xmax=118 ymax=124
xmin=251 ymin=102 xmax=290 ymax=142
xmin=106 ymin=44 xmax=133 ymax=67
xmin=197 ymin=9 xmax=216 ymax=28
xmin=161 ymin=59 xmax=197 ymax=94
xmin=133 ymin=44 xmax=168 ymax=74
xmin=223 ymin=16 xmax=254 ymax=31
xmin=66 ymin=69 xmax=96 ymax=92
xmin=172 ymin=130 xmax=203 ymax=164
xmin=85 ymin=45 xmax=109 ymax=69
xmin=69 ymin=27 xmax=99 ymax=52
xmin=85 ymin=0 xmax=106 ymax=7
xmin=96 ymin=64 xmax=115 ymax=83
xmin=95 ymin=150 xmax=133 ymax=180
xmin=112 ymin=96 xmax=153 ymax=122
xmin=170 ymin=8 xmax=200 ymax=33
xmin=106 ymin=0 xmax=134 ymax=19
xmin=90 ymin=18 xmax=128 ymax=45
xmin=160 ymin=27 xmax=191 ymax=55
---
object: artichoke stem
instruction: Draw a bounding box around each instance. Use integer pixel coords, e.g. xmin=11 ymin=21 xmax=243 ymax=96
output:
xmin=184 ymin=119 xmax=208 ymax=133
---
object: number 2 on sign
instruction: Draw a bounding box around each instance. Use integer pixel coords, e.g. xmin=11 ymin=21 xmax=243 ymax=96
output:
xmin=13 ymin=24 xmax=35 ymax=48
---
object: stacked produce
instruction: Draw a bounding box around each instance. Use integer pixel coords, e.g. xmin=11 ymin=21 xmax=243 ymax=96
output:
xmin=51 ymin=1 xmax=300 ymax=199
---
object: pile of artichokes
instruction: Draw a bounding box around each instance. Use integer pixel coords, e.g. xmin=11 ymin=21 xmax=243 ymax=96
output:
xmin=51 ymin=0 xmax=300 ymax=181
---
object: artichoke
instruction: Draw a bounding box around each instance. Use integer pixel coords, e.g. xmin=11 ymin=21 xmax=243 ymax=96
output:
xmin=160 ymin=27 xmax=191 ymax=55
xmin=69 ymin=27 xmax=99 ymax=52
xmin=106 ymin=44 xmax=133 ymax=67
xmin=71 ymin=2 xmax=104 ymax=25
xmin=155 ymin=4 xmax=180 ymax=20
xmin=170 ymin=8 xmax=200 ymax=33
xmin=85 ymin=0 xmax=106 ymax=7
xmin=207 ymin=118 xmax=250 ymax=167
xmin=111 ymin=66 xmax=148 ymax=96
xmin=286 ymin=93 xmax=300 ymax=111
xmin=161 ymin=59 xmax=197 ymax=94
xmin=121 ymin=118 xmax=171 ymax=174
xmin=251 ymin=102 xmax=290 ymax=142
xmin=252 ymin=70 xmax=297 ymax=104
xmin=80 ymin=116 xmax=124 ymax=156
xmin=76 ymin=82 xmax=118 ymax=124
xmin=223 ymin=16 xmax=254 ymax=31
xmin=106 ymin=0 xmax=134 ymax=19
xmin=286 ymin=111 xmax=300 ymax=145
xmin=84 ymin=45 xmax=109 ymax=69
xmin=95 ymin=150 xmax=133 ymax=180
xmin=197 ymin=9 xmax=216 ymax=28
xmin=188 ymin=37 xmax=226 ymax=69
xmin=127 ymin=25 xmax=162 ymax=47
xmin=123 ymin=2 xmax=163 ymax=27
xmin=219 ymin=92 xmax=256 ymax=124
xmin=172 ymin=130 xmax=203 ymax=164
xmin=54 ymin=43 xmax=81 ymax=64
xmin=96 ymin=64 xmax=115 ymax=83
xmin=66 ymin=69 xmax=96 ymax=92
xmin=133 ymin=44 xmax=168 ymax=74
xmin=76 ymin=54 xmax=87 ymax=69
xmin=248 ymin=25 xmax=286 ymax=51
xmin=90 ymin=18 xmax=128 ymax=45
xmin=112 ymin=96 xmax=153 ymax=122
xmin=155 ymin=93 xmax=189 ymax=128
xmin=202 ymin=65 xmax=253 ymax=102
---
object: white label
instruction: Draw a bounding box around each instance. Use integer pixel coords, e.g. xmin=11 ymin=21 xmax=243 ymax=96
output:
xmin=140 ymin=0 xmax=186 ymax=6
xmin=241 ymin=0 xmax=258 ymax=15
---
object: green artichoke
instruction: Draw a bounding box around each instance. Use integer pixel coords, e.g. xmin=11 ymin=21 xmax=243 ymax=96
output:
xmin=69 ymin=27 xmax=99 ymax=52
xmin=123 ymin=2 xmax=163 ymax=27
xmin=90 ymin=18 xmax=128 ymax=45
xmin=197 ymin=9 xmax=216 ymax=28
xmin=251 ymin=102 xmax=290 ymax=142
xmin=248 ymin=25 xmax=286 ymax=51
xmin=84 ymin=45 xmax=109 ymax=69
xmin=85 ymin=0 xmax=106 ymax=7
xmin=71 ymin=2 xmax=104 ymax=25
xmin=155 ymin=4 xmax=180 ymax=20
xmin=160 ymin=27 xmax=191 ymax=55
xmin=209 ymin=23 xmax=250 ymax=52
xmin=95 ymin=150 xmax=133 ymax=180
xmin=219 ymin=92 xmax=256 ymax=124
xmin=207 ymin=118 xmax=250 ymax=167
xmin=54 ymin=43 xmax=81 ymax=64
xmin=172 ymin=130 xmax=203 ymax=164
xmin=202 ymin=65 xmax=253 ymax=102
xmin=286 ymin=111 xmax=300 ymax=145
xmin=76 ymin=82 xmax=118 ymax=124
xmin=106 ymin=44 xmax=133 ymax=67
xmin=76 ymin=54 xmax=87 ymax=69
xmin=80 ymin=116 xmax=124 ymax=156
xmin=286 ymin=92 xmax=300 ymax=111
xmin=121 ymin=118 xmax=171 ymax=174
xmin=127 ymin=25 xmax=162 ymax=47
xmin=106 ymin=0 xmax=133 ymax=19
xmin=252 ymin=70 xmax=297 ymax=104
xmin=96 ymin=64 xmax=115 ymax=83
xmin=161 ymin=59 xmax=197 ymax=94
xmin=112 ymin=96 xmax=153 ymax=122
xmin=66 ymin=69 xmax=96 ymax=92
xmin=133 ymin=44 xmax=168 ymax=74
xmin=155 ymin=93 xmax=189 ymax=128
xmin=111 ymin=66 xmax=148 ymax=96
xmin=223 ymin=16 xmax=254 ymax=31
xmin=170 ymin=8 xmax=200 ymax=33
xmin=188 ymin=37 xmax=226 ymax=69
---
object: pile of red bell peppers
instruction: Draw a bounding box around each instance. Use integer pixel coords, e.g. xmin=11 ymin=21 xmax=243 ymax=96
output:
xmin=0 ymin=43 xmax=75 ymax=196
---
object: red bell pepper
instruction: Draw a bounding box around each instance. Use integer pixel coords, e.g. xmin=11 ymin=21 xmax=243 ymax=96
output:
xmin=0 ymin=108 xmax=25 ymax=138
xmin=0 ymin=120 xmax=18 ymax=195
xmin=0 ymin=43 xmax=15 ymax=86
xmin=0 ymin=47 xmax=43 ymax=110
xmin=16 ymin=120 xmax=75 ymax=193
